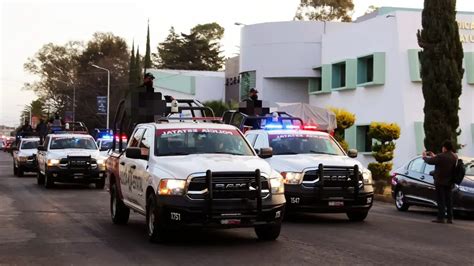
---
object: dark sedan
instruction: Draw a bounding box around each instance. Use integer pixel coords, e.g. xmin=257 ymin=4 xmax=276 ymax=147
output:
xmin=391 ymin=156 xmax=474 ymax=215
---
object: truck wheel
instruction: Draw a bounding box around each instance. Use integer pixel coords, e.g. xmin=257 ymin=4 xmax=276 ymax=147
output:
xmin=13 ymin=163 xmax=18 ymax=176
xmin=255 ymin=223 xmax=281 ymax=241
xmin=44 ymin=172 xmax=55 ymax=188
xmin=110 ymin=184 xmax=129 ymax=225
xmin=346 ymin=211 xmax=369 ymax=222
xmin=37 ymin=171 xmax=45 ymax=185
xmin=146 ymin=193 xmax=166 ymax=243
xmin=395 ymin=189 xmax=410 ymax=211
xmin=95 ymin=179 xmax=105 ymax=189
xmin=17 ymin=167 xmax=24 ymax=177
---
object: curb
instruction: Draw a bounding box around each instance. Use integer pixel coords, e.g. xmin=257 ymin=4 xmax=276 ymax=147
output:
xmin=374 ymin=194 xmax=394 ymax=204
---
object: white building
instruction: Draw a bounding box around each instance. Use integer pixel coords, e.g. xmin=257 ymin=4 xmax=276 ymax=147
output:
xmin=238 ymin=7 xmax=474 ymax=167
xmin=148 ymin=69 xmax=225 ymax=102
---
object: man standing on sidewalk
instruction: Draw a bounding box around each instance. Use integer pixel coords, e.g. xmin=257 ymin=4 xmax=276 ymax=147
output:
xmin=422 ymin=140 xmax=457 ymax=224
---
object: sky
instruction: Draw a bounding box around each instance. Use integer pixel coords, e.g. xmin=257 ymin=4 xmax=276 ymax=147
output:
xmin=1 ymin=0 xmax=473 ymax=127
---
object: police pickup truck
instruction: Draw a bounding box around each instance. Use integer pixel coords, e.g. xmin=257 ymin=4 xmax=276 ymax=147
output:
xmin=245 ymin=123 xmax=374 ymax=221
xmin=13 ymin=137 xmax=40 ymax=177
xmin=36 ymin=133 xmax=106 ymax=189
xmin=106 ymin=122 xmax=286 ymax=242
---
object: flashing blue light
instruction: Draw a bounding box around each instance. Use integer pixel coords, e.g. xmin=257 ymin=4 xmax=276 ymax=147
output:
xmin=100 ymin=135 xmax=113 ymax=140
xmin=264 ymin=124 xmax=283 ymax=130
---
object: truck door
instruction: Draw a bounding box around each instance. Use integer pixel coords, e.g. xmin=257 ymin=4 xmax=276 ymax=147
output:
xmin=134 ymin=127 xmax=153 ymax=208
xmin=120 ymin=128 xmax=145 ymax=207
xmin=37 ymin=136 xmax=50 ymax=174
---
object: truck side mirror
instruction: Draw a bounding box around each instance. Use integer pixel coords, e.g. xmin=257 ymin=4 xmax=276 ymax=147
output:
xmin=347 ymin=149 xmax=358 ymax=158
xmin=258 ymin=147 xmax=273 ymax=159
xmin=126 ymin=147 xmax=142 ymax=159
xmin=37 ymin=145 xmax=46 ymax=151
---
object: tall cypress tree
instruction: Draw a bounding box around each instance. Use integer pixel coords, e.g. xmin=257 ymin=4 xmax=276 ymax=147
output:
xmin=129 ymin=41 xmax=135 ymax=90
xmin=144 ymin=20 xmax=152 ymax=75
xmin=417 ymin=0 xmax=464 ymax=153
xmin=135 ymin=46 xmax=142 ymax=87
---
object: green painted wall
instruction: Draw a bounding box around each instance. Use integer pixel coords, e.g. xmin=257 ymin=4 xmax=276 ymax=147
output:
xmin=414 ymin=122 xmax=425 ymax=155
xmin=345 ymin=126 xmax=357 ymax=150
xmin=346 ymin=59 xmax=357 ymax=89
xmin=408 ymin=49 xmax=422 ymax=82
xmin=322 ymin=64 xmax=332 ymax=92
xmin=465 ymin=52 xmax=474 ymax=84
xmin=153 ymin=71 xmax=196 ymax=95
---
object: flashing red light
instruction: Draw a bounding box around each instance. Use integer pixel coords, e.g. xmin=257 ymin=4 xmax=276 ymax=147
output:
xmin=303 ymin=125 xmax=318 ymax=130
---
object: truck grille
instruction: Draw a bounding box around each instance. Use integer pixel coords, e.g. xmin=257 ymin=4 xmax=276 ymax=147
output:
xmin=187 ymin=172 xmax=270 ymax=200
xmin=302 ymin=166 xmax=360 ymax=188
xmin=60 ymin=156 xmax=93 ymax=170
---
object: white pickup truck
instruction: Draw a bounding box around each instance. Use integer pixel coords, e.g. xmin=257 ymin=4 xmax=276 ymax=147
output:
xmin=12 ymin=137 xmax=40 ymax=177
xmin=36 ymin=133 xmax=107 ymax=188
xmin=245 ymin=127 xmax=374 ymax=221
xmin=106 ymin=122 xmax=286 ymax=242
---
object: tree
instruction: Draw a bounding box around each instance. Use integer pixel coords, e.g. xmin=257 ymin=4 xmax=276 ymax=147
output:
xmin=367 ymin=122 xmax=400 ymax=193
xmin=144 ymin=21 xmax=152 ymax=75
xmin=294 ymin=0 xmax=354 ymax=22
xmin=23 ymin=41 xmax=83 ymax=115
xmin=328 ymin=107 xmax=355 ymax=151
xmin=203 ymin=100 xmax=238 ymax=117
xmin=417 ymin=0 xmax=464 ymax=153
xmin=154 ymin=23 xmax=225 ymax=71
xmin=135 ymin=46 xmax=142 ymax=86
xmin=129 ymin=41 xmax=136 ymax=91
xmin=364 ymin=5 xmax=379 ymax=15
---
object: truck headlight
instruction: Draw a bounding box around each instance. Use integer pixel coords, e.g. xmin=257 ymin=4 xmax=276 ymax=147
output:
xmin=97 ymin=159 xmax=106 ymax=166
xmin=362 ymin=169 xmax=373 ymax=185
xmin=269 ymin=171 xmax=285 ymax=194
xmin=47 ymin=159 xmax=60 ymax=166
xmin=281 ymin=172 xmax=304 ymax=185
xmin=158 ymin=179 xmax=186 ymax=196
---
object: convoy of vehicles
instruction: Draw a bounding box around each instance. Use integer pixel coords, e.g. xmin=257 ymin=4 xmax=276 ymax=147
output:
xmin=391 ymin=156 xmax=474 ymax=214
xmin=12 ymin=137 xmax=40 ymax=177
xmin=7 ymin=92 xmax=471 ymax=244
xmin=245 ymin=126 xmax=374 ymax=221
xmin=36 ymin=133 xmax=106 ymax=188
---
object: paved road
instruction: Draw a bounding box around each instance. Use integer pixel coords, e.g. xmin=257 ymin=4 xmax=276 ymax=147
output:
xmin=0 ymin=152 xmax=473 ymax=265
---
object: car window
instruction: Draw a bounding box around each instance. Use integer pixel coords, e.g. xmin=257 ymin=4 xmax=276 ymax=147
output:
xmin=254 ymin=134 xmax=268 ymax=150
xmin=409 ymin=158 xmax=424 ymax=173
xmin=423 ymin=163 xmax=435 ymax=175
xmin=465 ymin=162 xmax=474 ymax=176
xmin=246 ymin=133 xmax=258 ymax=146
xmin=268 ymin=133 xmax=345 ymax=156
xmin=21 ymin=140 xmax=39 ymax=149
xmin=139 ymin=129 xmax=152 ymax=158
xmin=128 ymin=128 xmax=145 ymax=148
xmin=50 ymin=137 xmax=97 ymax=150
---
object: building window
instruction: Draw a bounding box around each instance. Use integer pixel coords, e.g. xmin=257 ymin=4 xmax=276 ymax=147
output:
xmin=356 ymin=125 xmax=372 ymax=153
xmin=240 ymin=71 xmax=256 ymax=100
xmin=408 ymin=49 xmax=422 ymax=82
xmin=308 ymin=78 xmax=322 ymax=93
xmin=332 ymin=62 xmax=346 ymax=89
xmin=357 ymin=55 xmax=374 ymax=84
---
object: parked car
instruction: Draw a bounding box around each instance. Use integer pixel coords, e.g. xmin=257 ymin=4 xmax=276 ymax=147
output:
xmin=391 ymin=156 xmax=474 ymax=215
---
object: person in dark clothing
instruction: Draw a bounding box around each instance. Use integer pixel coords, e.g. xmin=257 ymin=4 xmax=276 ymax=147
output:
xmin=422 ymin=140 xmax=458 ymax=224
xmin=36 ymin=119 xmax=48 ymax=144
xmin=139 ymin=72 xmax=155 ymax=93
xmin=16 ymin=121 xmax=33 ymax=145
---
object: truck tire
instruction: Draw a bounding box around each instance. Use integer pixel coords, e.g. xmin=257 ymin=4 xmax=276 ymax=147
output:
xmin=95 ymin=179 xmax=105 ymax=189
xmin=17 ymin=167 xmax=24 ymax=177
xmin=346 ymin=211 xmax=369 ymax=222
xmin=110 ymin=184 xmax=130 ymax=225
xmin=44 ymin=172 xmax=55 ymax=188
xmin=146 ymin=193 xmax=166 ymax=243
xmin=13 ymin=162 xmax=18 ymax=176
xmin=37 ymin=170 xmax=45 ymax=185
xmin=255 ymin=223 xmax=281 ymax=241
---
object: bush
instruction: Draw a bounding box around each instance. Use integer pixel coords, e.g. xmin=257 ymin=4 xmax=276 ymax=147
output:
xmin=203 ymin=100 xmax=238 ymax=117
xmin=328 ymin=107 xmax=356 ymax=152
xmin=368 ymin=122 xmax=401 ymax=186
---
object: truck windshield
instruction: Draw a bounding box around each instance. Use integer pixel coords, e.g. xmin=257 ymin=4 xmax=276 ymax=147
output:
xmin=155 ymin=128 xmax=254 ymax=156
xmin=269 ymin=133 xmax=345 ymax=156
xmin=21 ymin=140 xmax=39 ymax=149
xmin=50 ymin=137 xmax=97 ymax=150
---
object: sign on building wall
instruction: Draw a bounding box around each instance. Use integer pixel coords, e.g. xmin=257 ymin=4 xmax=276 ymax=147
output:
xmin=458 ymin=20 xmax=474 ymax=43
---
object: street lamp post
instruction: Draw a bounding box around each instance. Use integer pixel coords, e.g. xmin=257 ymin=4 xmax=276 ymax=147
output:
xmin=91 ymin=64 xmax=111 ymax=129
